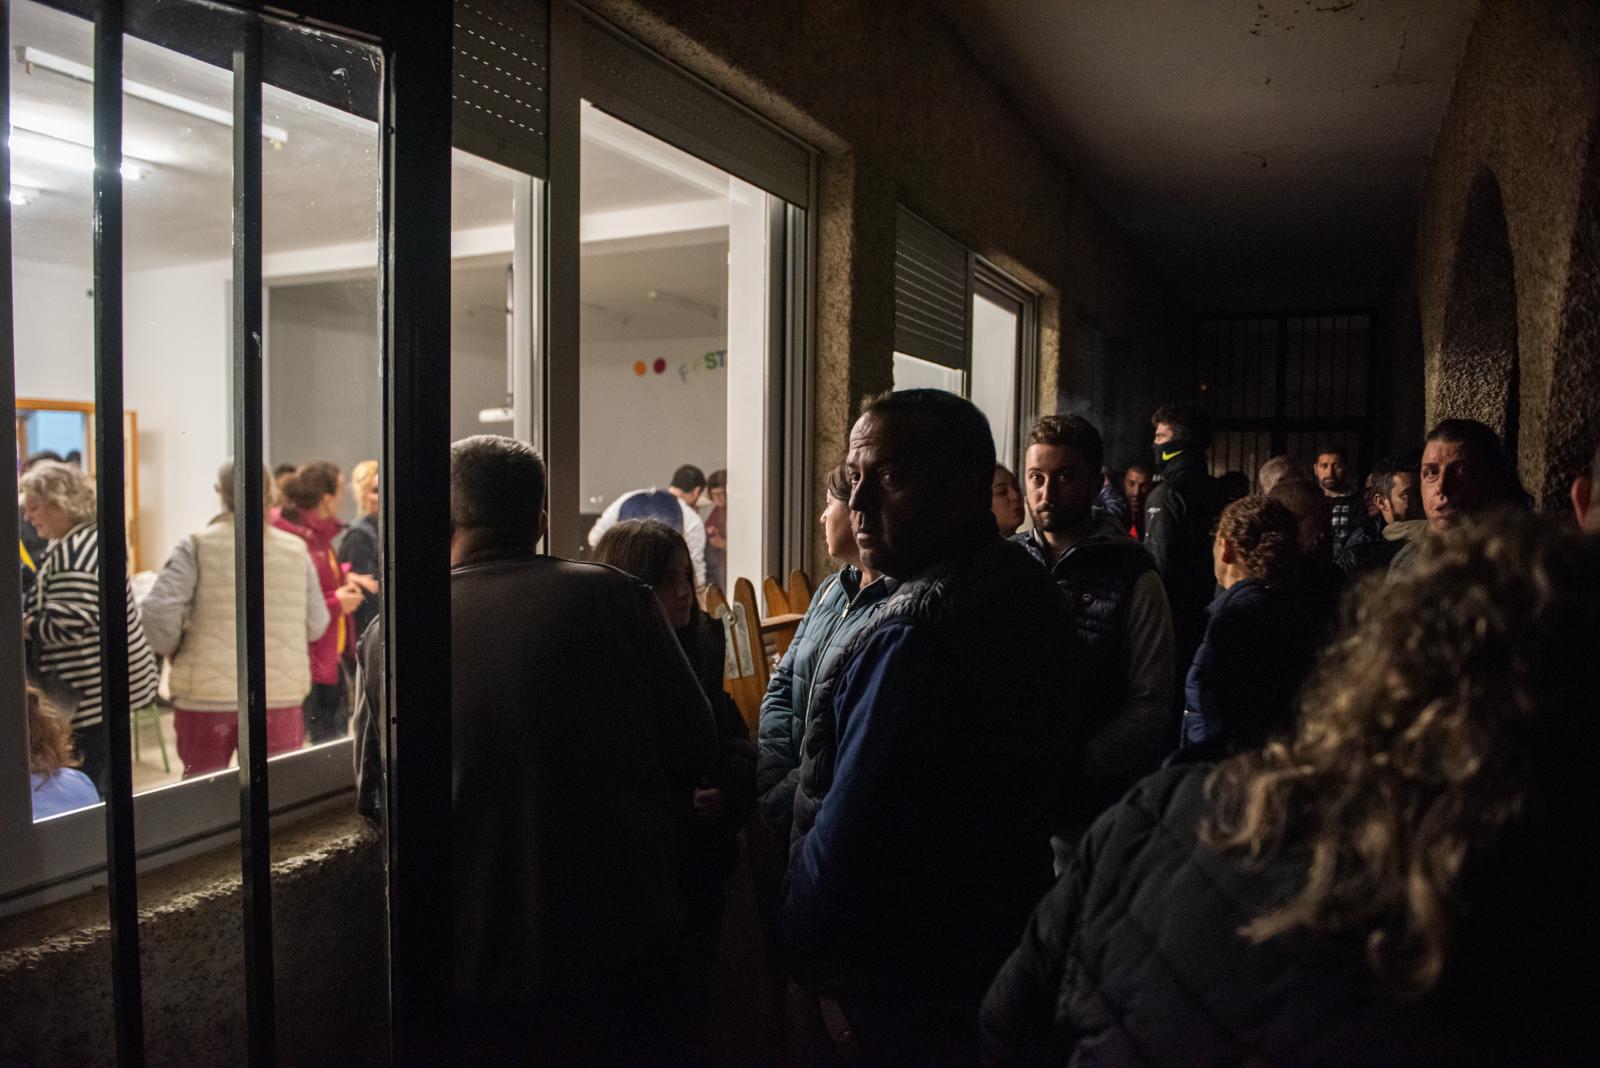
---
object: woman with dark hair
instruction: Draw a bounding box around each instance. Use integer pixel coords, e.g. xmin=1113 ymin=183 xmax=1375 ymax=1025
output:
xmin=755 ymin=462 xmax=896 ymax=837
xmin=592 ymin=518 xmax=756 ymax=1056
xmin=1176 ymin=494 xmax=1313 ymax=758
xmin=982 ymin=514 xmax=1598 ymax=1064
xmin=992 ymin=464 xmax=1025 ymax=537
xmin=272 ymin=460 xmax=364 ymax=743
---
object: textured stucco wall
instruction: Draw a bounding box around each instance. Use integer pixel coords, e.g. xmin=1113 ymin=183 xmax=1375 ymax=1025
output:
xmin=1415 ymin=0 xmax=1600 ymax=506
xmin=577 ymin=0 xmax=1191 ymax=574
xmin=0 ymin=812 xmax=389 ymax=1066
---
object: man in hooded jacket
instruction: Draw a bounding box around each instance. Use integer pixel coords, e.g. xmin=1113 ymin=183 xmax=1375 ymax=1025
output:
xmin=1143 ymin=403 xmax=1223 ymax=685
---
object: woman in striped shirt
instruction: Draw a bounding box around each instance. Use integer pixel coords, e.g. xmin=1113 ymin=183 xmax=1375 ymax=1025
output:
xmin=20 ymin=461 xmax=160 ymax=791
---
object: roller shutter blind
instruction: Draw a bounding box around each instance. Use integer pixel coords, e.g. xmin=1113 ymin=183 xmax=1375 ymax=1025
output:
xmin=895 ymin=208 xmax=971 ymax=370
xmin=454 ymin=0 xmax=549 ymax=178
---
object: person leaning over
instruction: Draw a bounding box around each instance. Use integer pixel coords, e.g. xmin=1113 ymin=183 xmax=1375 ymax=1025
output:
xmin=352 ymin=435 xmax=716 ymax=1063
xmin=587 ymin=463 xmax=710 ymax=587
xmin=1014 ymin=415 xmax=1174 ymax=848
xmin=140 ymin=461 xmax=328 ymax=777
xmin=783 ymin=390 xmax=1074 ymax=1063
xmin=982 ymin=513 xmax=1598 ymax=1065
xmin=20 ymin=461 xmax=159 ymax=790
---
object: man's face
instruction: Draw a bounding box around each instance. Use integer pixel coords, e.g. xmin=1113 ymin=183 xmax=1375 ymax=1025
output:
xmin=1152 ymin=422 xmax=1176 ymax=447
xmin=1378 ymin=471 xmax=1417 ymax=525
xmin=1025 ymin=443 xmax=1098 ymax=534
xmin=1420 ymin=439 xmax=1491 ymax=531
xmin=682 ymin=486 xmax=704 ymax=508
xmin=847 ymin=412 xmax=966 ymax=579
xmin=1122 ymin=468 xmax=1152 ymax=510
xmin=1314 ymin=452 xmax=1348 ymax=494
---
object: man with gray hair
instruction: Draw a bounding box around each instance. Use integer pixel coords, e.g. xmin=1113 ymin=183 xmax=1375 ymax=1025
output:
xmin=354 ymin=434 xmax=715 ymax=1061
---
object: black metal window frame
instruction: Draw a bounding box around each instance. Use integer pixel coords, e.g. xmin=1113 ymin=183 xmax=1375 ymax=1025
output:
xmin=1198 ymin=310 xmax=1381 ymax=478
xmin=0 ymin=0 xmax=454 ymax=1062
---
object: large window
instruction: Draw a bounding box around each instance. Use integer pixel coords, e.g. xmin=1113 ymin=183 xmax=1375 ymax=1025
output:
xmin=892 ymin=207 xmax=1037 ymax=471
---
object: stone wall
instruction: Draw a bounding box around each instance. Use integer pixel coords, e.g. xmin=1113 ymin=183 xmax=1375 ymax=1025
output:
xmin=1414 ymin=0 xmax=1600 ymax=507
xmin=0 ymin=812 xmax=389 ymax=1066
xmin=580 ymin=0 xmax=1192 ymax=572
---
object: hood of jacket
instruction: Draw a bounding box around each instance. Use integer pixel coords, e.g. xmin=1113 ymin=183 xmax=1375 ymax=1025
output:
xmin=1383 ymin=518 xmax=1429 ymax=544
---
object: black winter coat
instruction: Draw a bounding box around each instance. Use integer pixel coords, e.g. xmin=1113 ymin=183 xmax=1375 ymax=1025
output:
xmin=981 ymin=765 xmax=1593 ymax=1066
xmin=1143 ymin=450 xmax=1222 ymax=674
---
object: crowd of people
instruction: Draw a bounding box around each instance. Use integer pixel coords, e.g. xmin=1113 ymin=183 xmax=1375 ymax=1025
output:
xmin=20 ymin=387 xmax=1597 ymax=1062
xmin=19 ymin=453 xmax=380 ymax=814
xmin=339 ymin=388 xmax=1596 ymax=1065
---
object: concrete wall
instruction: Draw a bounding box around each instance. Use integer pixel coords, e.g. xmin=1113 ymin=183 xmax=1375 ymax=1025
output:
xmin=579 ymin=0 xmax=1193 ymax=572
xmin=0 ymin=812 xmax=388 ymax=1066
xmin=1413 ymin=0 xmax=1600 ymax=508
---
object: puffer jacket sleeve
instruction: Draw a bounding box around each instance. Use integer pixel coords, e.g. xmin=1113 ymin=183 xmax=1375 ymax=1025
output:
xmin=980 ymin=799 xmax=1113 ymax=1064
xmin=756 ymin=573 xmax=835 ymax=833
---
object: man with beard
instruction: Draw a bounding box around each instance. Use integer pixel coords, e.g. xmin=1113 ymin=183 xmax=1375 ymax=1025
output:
xmin=1314 ymin=445 xmax=1363 ymax=552
xmin=1145 ymin=403 xmax=1224 ymax=686
xmin=1336 ymin=451 xmax=1419 ymax=580
xmin=1122 ymin=460 xmax=1153 ymax=540
xmin=1015 ymin=416 xmax=1175 ymax=855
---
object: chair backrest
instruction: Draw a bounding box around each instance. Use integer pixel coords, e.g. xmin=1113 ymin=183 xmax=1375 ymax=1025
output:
xmin=722 ymin=578 xmax=771 ymax=733
xmin=787 ymin=568 xmax=814 ymax=615
xmin=762 ymin=575 xmax=790 ymax=617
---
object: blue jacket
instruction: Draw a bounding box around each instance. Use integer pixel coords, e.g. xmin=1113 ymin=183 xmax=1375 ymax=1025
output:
xmin=755 ymin=566 xmax=893 ymax=835
xmin=784 ymin=532 xmax=1075 ymax=1010
xmin=1180 ymin=578 xmax=1314 ymax=755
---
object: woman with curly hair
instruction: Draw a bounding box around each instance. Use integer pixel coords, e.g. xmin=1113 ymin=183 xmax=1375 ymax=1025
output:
xmin=28 ymin=685 xmax=100 ymax=818
xmin=1177 ymin=495 xmax=1313 ymax=757
xmin=981 ymin=513 xmax=1598 ymax=1065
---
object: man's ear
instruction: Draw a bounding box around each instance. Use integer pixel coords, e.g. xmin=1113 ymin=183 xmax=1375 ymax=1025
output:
xmin=538 ymin=510 xmax=549 ymax=544
xmin=1217 ymin=536 xmax=1236 ymax=565
xmin=1571 ymin=476 xmax=1593 ymax=528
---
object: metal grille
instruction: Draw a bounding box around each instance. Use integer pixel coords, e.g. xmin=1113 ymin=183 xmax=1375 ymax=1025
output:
xmin=454 ymin=0 xmax=549 ymax=178
xmin=894 ymin=208 xmax=970 ymax=370
xmin=1198 ymin=313 xmax=1376 ymax=481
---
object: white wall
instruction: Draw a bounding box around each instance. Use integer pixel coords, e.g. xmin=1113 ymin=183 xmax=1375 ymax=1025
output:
xmin=14 ymin=257 xmax=229 ymax=571
xmin=579 ymin=335 xmax=727 ymax=514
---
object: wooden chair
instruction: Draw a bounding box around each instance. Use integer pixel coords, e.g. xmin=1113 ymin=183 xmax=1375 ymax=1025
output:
xmin=761 ymin=575 xmax=790 ymax=617
xmin=787 ymin=568 xmax=814 ymax=615
xmin=734 ymin=576 xmax=802 ymax=669
xmin=707 ymin=582 xmax=767 ymax=734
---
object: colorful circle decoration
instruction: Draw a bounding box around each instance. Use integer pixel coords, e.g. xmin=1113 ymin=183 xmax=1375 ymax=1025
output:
xmin=633 ymin=361 xmax=647 ymax=376
xmin=652 ymin=358 xmax=667 ymax=374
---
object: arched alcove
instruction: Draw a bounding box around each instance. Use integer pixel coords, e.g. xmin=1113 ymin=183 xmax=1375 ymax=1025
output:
xmin=1543 ymin=103 xmax=1600 ymax=510
xmin=1437 ymin=167 xmax=1520 ymax=460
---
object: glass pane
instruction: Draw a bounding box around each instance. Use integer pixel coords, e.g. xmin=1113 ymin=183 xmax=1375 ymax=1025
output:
xmin=578 ymin=102 xmax=777 ymax=593
xmin=892 ymin=351 xmax=964 ymax=395
xmin=970 ymin=290 xmax=1020 ymax=470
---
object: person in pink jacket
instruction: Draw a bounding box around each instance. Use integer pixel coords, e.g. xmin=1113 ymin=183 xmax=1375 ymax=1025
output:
xmin=272 ymin=461 xmax=369 ymax=743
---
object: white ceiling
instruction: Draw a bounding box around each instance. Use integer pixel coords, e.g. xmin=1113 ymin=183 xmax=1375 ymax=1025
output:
xmin=936 ymin=0 xmax=1479 ymax=311
xmin=10 ymin=0 xmax=731 ymax=348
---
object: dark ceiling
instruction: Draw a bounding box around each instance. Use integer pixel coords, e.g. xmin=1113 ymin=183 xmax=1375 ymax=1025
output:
xmin=937 ymin=0 xmax=1480 ymax=312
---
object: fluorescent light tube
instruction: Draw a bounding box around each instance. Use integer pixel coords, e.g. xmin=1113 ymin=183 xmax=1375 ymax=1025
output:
xmin=17 ymin=46 xmax=289 ymax=144
xmin=9 ymin=130 xmax=146 ymax=180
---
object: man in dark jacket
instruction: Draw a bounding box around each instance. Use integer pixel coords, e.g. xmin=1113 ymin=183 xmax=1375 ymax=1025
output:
xmin=783 ymin=390 xmax=1074 ymax=1062
xmin=353 ymin=435 xmax=716 ymax=1062
xmin=1015 ymin=415 xmax=1174 ymax=844
xmin=1144 ymin=404 xmax=1223 ymax=684
xmin=1336 ymin=451 xmax=1418 ymax=580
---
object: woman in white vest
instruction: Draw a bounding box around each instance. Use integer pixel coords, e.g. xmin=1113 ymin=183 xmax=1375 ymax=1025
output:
xmin=141 ymin=462 xmax=330 ymax=778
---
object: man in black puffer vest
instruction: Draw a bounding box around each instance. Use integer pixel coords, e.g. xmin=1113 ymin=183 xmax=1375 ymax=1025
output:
xmin=1014 ymin=415 xmax=1174 ymax=856
xmin=1144 ymin=403 xmax=1224 ymax=689
xmin=783 ymin=390 xmax=1076 ymax=1064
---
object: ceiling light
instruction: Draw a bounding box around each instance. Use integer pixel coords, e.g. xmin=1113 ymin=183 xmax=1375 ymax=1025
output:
xmin=17 ymin=46 xmax=290 ymax=145
xmin=9 ymin=129 xmax=147 ymax=180
xmin=10 ymin=187 xmax=36 ymax=206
